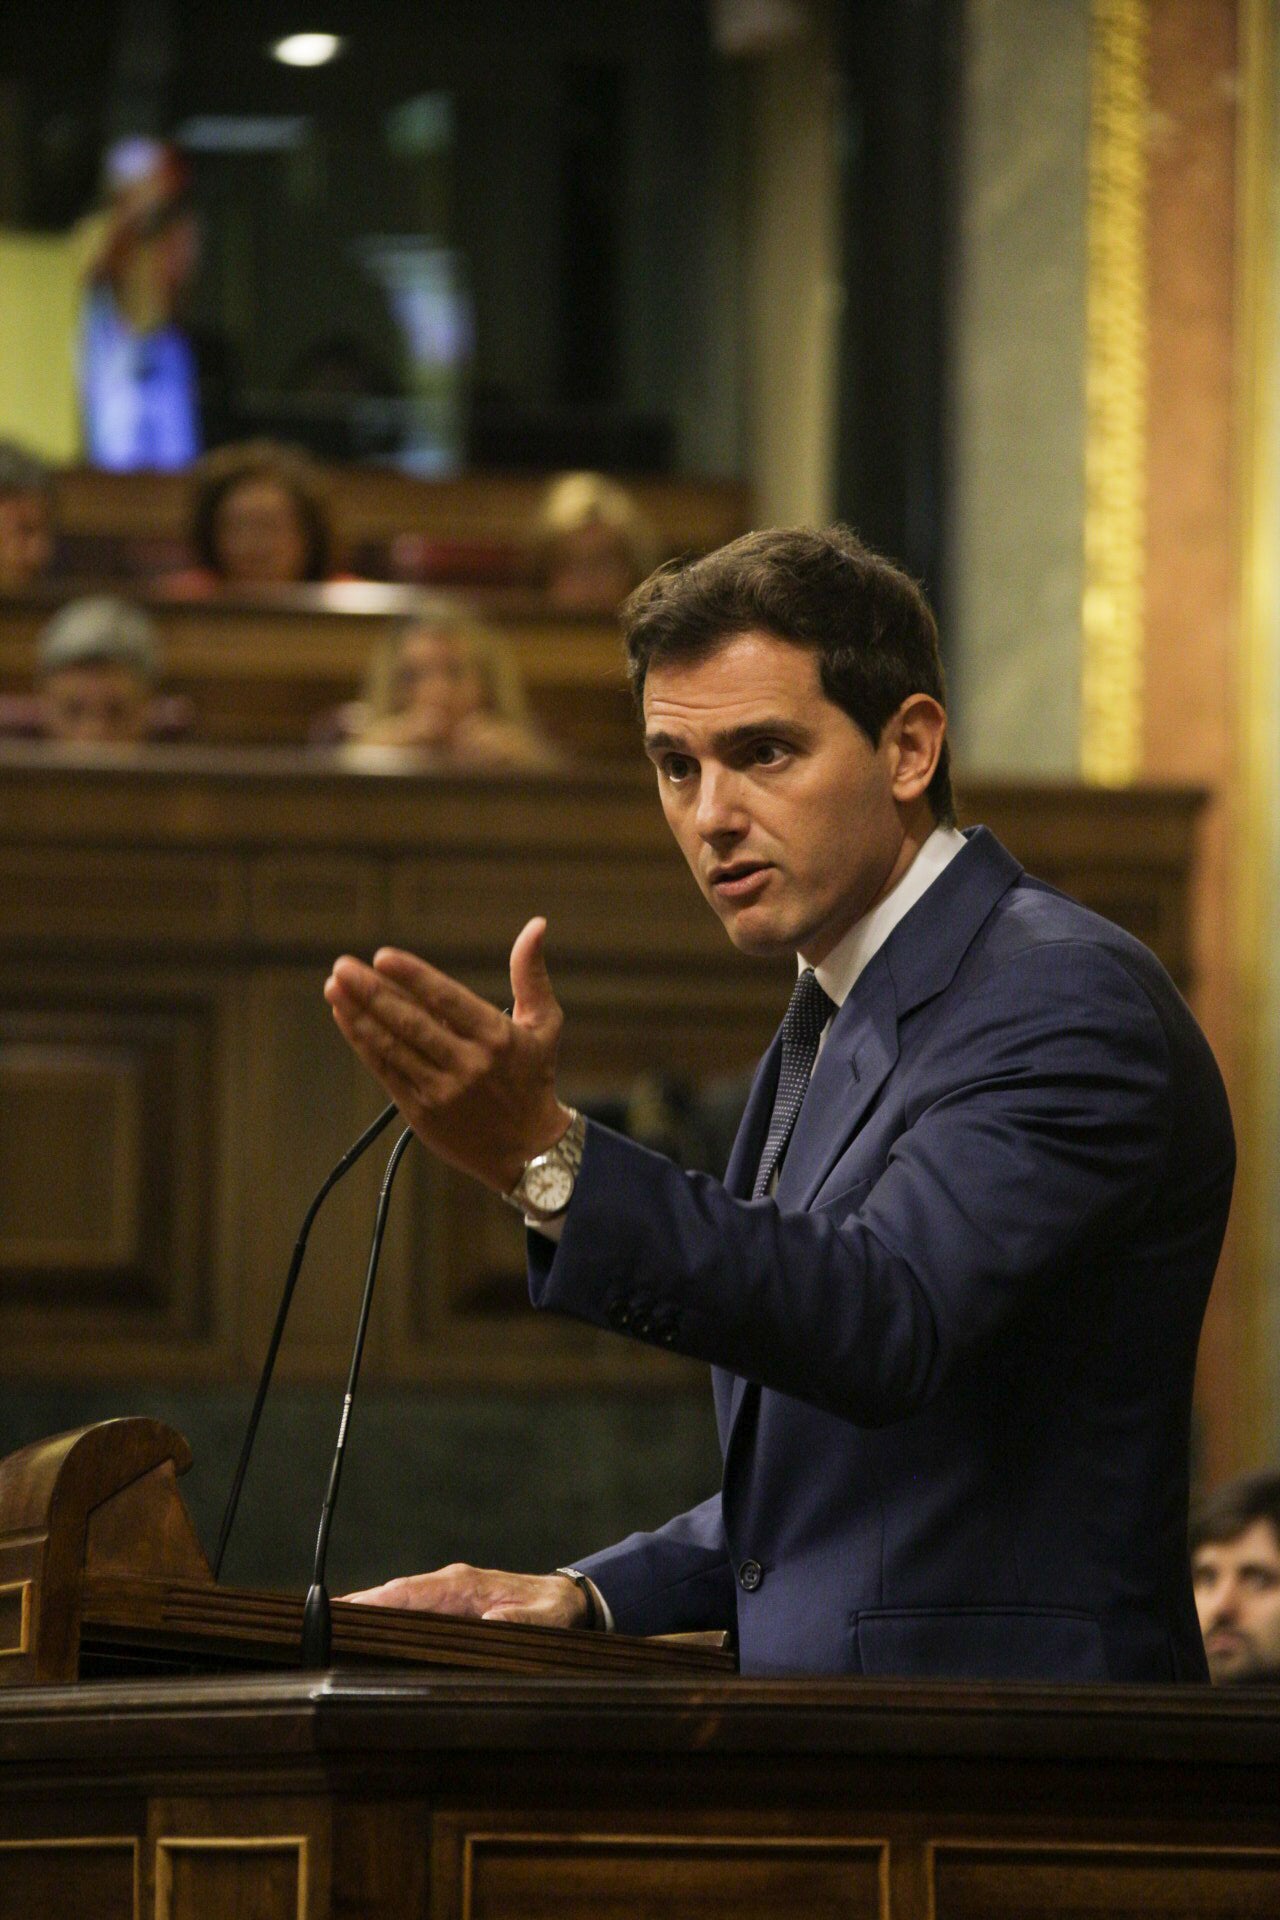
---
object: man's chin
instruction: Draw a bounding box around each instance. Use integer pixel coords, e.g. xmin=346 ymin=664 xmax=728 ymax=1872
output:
xmin=1206 ymin=1642 xmax=1257 ymax=1683
xmin=717 ymin=909 xmax=795 ymax=960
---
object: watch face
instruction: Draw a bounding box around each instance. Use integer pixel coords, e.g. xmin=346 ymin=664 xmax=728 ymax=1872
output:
xmin=525 ymin=1156 xmax=574 ymax=1215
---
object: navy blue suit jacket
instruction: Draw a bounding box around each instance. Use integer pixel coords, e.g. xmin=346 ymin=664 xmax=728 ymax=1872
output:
xmin=528 ymin=828 xmax=1234 ymax=1680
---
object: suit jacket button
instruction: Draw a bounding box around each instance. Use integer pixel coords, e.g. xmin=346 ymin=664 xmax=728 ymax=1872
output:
xmin=737 ymin=1559 xmax=763 ymax=1592
xmin=632 ymin=1313 xmax=654 ymax=1338
xmin=607 ymin=1300 xmax=631 ymax=1330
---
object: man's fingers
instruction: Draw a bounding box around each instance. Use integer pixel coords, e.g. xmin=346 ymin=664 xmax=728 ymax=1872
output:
xmin=371 ymin=946 xmax=501 ymax=1040
xmin=340 ymin=1565 xmax=586 ymax=1629
xmin=328 ymin=962 xmax=459 ymax=1073
xmin=509 ymin=917 xmax=560 ymax=1032
xmin=328 ymin=995 xmax=451 ymax=1100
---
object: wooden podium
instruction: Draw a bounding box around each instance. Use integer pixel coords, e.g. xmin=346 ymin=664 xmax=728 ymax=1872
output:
xmin=0 ymin=1418 xmax=733 ymax=1687
xmin=0 ymin=1425 xmax=1279 ymax=1917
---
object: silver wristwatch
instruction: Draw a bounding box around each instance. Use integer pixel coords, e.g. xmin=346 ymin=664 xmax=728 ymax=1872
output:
xmin=504 ymin=1109 xmax=586 ymax=1222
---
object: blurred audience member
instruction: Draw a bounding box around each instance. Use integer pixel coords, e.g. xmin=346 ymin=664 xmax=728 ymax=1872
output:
xmin=163 ymin=441 xmax=338 ymax=593
xmin=36 ymin=596 xmax=158 ymax=743
xmin=0 ymin=442 xmax=55 ymax=590
xmin=1191 ymin=1469 xmax=1280 ymax=1683
xmin=323 ymin=602 xmax=558 ymax=771
xmin=536 ymin=471 xmax=657 ymax=613
xmin=78 ymin=139 xmax=201 ymax=470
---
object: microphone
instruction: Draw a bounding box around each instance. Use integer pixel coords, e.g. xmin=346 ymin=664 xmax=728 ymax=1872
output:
xmin=300 ymin=1123 xmax=417 ymax=1668
xmin=212 ymin=1100 xmax=398 ymax=1582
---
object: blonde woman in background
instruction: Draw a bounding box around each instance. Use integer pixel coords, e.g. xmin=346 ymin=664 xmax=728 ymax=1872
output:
xmin=340 ymin=601 xmax=560 ymax=771
xmin=535 ymin=472 xmax=658 ymax=614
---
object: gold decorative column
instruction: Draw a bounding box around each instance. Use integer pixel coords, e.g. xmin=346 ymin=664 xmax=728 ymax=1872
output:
xmin=1082 ymin=0 xmax=1150 ymax=785
xmin=1233 ymin=0 xmax=1278 ymax=1456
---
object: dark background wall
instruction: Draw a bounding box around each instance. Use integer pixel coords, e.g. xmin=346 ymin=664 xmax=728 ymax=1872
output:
xmin=0 ymin=1381 xmax=721 ymax=1593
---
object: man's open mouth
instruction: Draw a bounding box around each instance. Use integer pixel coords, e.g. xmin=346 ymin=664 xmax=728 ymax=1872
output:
xmin=710 ymin=862 xmax=772 ymax=897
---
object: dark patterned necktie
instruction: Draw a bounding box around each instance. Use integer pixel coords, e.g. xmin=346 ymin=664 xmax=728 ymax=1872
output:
xmin=752 ymin=968 xmax=836 ymax=1200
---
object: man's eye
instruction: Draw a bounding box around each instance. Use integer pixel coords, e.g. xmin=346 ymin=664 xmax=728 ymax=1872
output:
xmin=751 ymin=739 xmax=787 ymax=765
xmin=662 ymin=754 xmax=694 ymax=781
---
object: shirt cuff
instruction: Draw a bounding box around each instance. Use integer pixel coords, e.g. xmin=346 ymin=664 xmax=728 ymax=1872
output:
xmin=526 ymin=1212 xmax=566 ymax=1243
xmin=555 ymin=1569 xmax=615 ymax=1631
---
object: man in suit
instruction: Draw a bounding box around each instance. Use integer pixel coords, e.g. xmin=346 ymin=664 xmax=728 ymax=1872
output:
xmin=326 ymin=525 xmax=1234 ymax=1681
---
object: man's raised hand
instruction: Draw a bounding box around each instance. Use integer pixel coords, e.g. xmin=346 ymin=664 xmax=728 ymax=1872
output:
xmin=324 ymin=915 xmax=573 ymax=1193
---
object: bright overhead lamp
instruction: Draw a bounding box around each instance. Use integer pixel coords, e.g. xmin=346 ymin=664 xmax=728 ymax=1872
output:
xmin=270 ymin=32 xmax=345 ymax=68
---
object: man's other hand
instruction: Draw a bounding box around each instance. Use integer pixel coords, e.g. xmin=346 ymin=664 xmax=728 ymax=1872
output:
xmin=324 ymin=915 xmax=572 ymax=1192
xmin=341 ymin=1563 xmax=590 ymax=1628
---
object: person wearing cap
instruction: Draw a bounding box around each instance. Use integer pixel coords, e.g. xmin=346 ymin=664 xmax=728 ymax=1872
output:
xmin=36 ymin=596 xmax=158 ymax=744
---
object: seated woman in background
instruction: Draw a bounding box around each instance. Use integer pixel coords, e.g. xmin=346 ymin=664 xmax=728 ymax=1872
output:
xmin=535 ymin=471 xmax=657 ymax=614
xmin=160 ymin=440 xmax=340 ymax=593
xmin=0 ymin=595 xmax=191 ymax=744
xmin=323 ymin=602 xmax=559 ymax=772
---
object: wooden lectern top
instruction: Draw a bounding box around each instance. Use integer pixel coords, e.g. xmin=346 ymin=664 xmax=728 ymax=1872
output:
xmin=0 ymin=1418 xmax=734 ymax=1687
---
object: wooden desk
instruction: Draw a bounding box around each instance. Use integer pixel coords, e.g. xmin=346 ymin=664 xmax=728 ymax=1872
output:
xmin=49 ymin=464 xmax=753 ymax=579
xmin=0 ymin=585 xmax=639 ymax=758
xmin=0 ymin=1668 xmax=1276 ymax=1918
xmin=0 ymin=750 xmax=1204 ymax=1388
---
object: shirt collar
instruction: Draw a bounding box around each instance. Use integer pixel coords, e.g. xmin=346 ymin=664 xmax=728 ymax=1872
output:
xmin=801 ymin=824 xmax=969 ymax=1008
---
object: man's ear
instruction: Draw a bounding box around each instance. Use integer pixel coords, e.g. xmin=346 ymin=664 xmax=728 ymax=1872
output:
xmin=887 ymin=694 xmax=947 ymax=805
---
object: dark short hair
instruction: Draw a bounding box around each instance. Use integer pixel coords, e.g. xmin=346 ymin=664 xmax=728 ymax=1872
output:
xmin=190 ymin=439 xmax=333 ymax=582
xmin=1189 ymin=1470 xmax=1280 ymax=1556
xmin=0 ymin=439 xmax=52 ymax=500
xmin=621 ymin=524 xmax=954 ymax=825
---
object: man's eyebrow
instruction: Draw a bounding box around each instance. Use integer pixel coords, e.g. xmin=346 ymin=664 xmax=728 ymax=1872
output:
xmin=643 ymin=717 xmax=811 ymax=756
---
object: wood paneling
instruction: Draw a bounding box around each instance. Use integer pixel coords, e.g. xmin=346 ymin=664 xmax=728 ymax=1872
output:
xmin=0 ymin=751 xmax=1204 ymax=1386
xmin=932 ymin=1843 xmax=1280 ymax=1918
xmin=0 ymin=1672 xmax=1278 ymax=1920
xmin=155 ymin=1838 xmax=307 ymax=1920
xmin=1142 ymin=1 xmax=1246 ymax=1480
xmin=0 ymin=1838 xmax=137 ymax=1920
xmin=459 ymin=1834 xmax=886 ymax=1920
xmin=0 ymin=1001 xmax=215 ymax=1349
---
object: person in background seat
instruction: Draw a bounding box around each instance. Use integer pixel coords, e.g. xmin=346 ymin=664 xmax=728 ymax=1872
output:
xmin=0 ymin=441 xmax=55 ymax=591
xmin=159 ymin=440 xmax=345 ymax=594
xmin=535 ymin=472 xmax=657 ymax=614
xmin=0 ymin=595 xmax=191 ymax=745
xmin=319 ymin=602 xmax=559 ymax=772
xmin=1191 ymin=1470 xmax=1280 ymax=1684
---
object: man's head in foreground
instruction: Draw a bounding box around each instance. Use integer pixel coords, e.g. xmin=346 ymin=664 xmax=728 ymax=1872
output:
xmin=0 ymin=441 xmax=54 ymax=590
xmin=37 ymin=596 xmax=157 ymax=744
xmin=1190 ymin=1470 xmax=1280 ymax=1683
xmin=624 ymin=525 xmax=952 ymax=967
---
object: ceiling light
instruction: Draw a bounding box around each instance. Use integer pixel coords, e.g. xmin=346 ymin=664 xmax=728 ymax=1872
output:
xmin=270 ymin=33 xmax=344 ymax=68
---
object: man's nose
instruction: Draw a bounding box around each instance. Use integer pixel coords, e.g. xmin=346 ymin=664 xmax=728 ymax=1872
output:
xmin=1203 ymin=1580 xmax=1240 ymax=1630
xmin=694 ymin=765 xmax=748 ymax=841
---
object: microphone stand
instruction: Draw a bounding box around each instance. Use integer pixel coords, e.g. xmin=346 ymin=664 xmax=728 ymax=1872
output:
xmin=213 ymin=1101 xmax=398 ymax=1582
xmin=301 ymin=1124 xmax=416 ymax=1668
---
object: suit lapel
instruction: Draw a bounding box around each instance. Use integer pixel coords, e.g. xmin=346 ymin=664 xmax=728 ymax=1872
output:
xmin=774 ymin=961 xmax=899 ymax=1211
xmin=719 ymin=827 xmax=1025 ymax=1453
xmin=722 ymin=1028 xmax=783 ymax=1199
